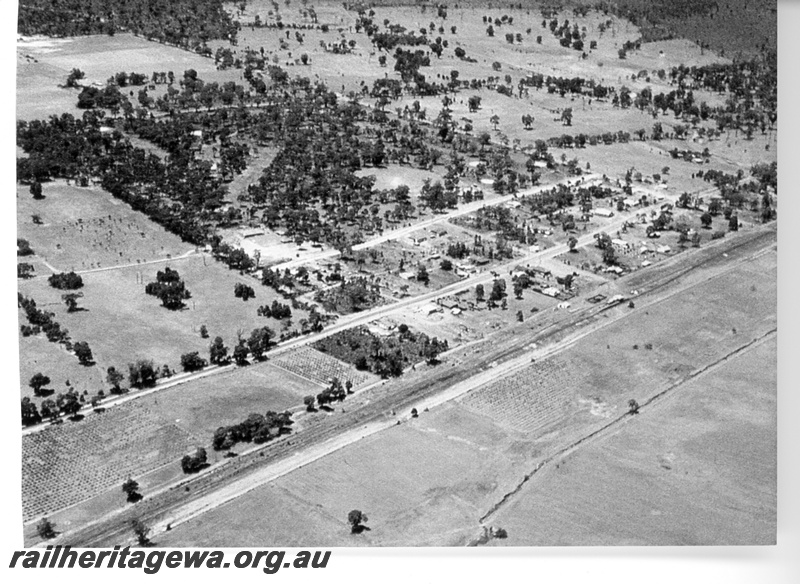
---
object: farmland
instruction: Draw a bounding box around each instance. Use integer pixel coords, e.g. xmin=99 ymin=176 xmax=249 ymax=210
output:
xmin=151 ymin=227 xmax=775 ymax=547
xmin=15 ymin=0 xmax=777 ymax=552
xmin=487 ymin=333 xmax=777 ymax=546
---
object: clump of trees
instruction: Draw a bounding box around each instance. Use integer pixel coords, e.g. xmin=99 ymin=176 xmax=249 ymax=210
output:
xmin=348 ymin=509 xmax=368 ymax=534
xmin=145 ymin=267 xmax=191 ymax=310
xmin=212 ymin=410 xmax=293 ymax=450
xmin=257 ymin=301 xmax=292 ymax=319
xmin=181 ymin=447 xmax=208 ymax=474
xmin=181 ymin=351 xmax=208 ymax=372
xmin=315 ymin=278 xmax=382 ymax=314
xmin=234 ymin=283 xmax=256 ymax=301
xmin=122 ymin=478 xmax=142 ymax=503
xmin=313 ymin=325 xmax=448 ymax=378
xmin=48 ymin=271 xmax=83 ymax=290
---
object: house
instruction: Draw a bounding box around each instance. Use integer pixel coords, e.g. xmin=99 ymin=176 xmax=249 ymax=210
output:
xmin=238 ymin=227 xmax=264 ymax=239
xmin=557 ymin=301 xmax=571 ymax=310
xmin=419 ymin=303 xmax=442 ymax=315
xmin=451 ymin=307 xmax=462 ymax=316
xmin=612 ymin=238 xmax=631 ymax=250
xmin=656 ymin=245 xmax=671 ymax=254
xmin=437 ymin=298 xmax=459 ymax=310
xmin=399 ymin=271 xmax=417 ymax=280
xmin=541 ymin=287 xmax=561 ymax=298
xmin=528 ymin=245 xmax=541 ymax=253
xmin=641 ymin=260 xmax=652 ymax=267
xmin=593 ymin=208 xmax=614 ymax=218
xmin=473 ymin=257 xmax=490 ymax=266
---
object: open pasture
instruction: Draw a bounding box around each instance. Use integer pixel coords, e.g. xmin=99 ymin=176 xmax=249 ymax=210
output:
xmin=17 ymin=254 xmax=310 ymax=382
xmin=18 ymin=324 xmax=106 ymax=403
xmin=147 ymin=362 xmax=315 ymax=440
xmin=17 ymin=180 xmax=192 ymax=273
xmin=17 ymin=33 xmax=238 ymax=121
xmin=555 ymin=244 xmax=777 ymax=414
xmin=159 ymin=404 xmax=531 ymax=547
xmin=488 ymin=333 xmax=776 ymax=545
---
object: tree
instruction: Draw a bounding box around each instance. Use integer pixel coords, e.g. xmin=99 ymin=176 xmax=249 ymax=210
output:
xmin=475 ymin=283 xmax=485 ymax=302
xmin=18 ymin=263 xmax=35 ymax=279
xmin=22 ymin=397 xmax=41 ymax=426
xmin=199 ymin=324 xmax=209 ymax=338
xmin=304 ymin=395 xmax=316 ymax=411
xmin=348 ymin=509 xmax=368 ymax=534
xmin=128 ymin=360 xmax=156 ymax=388
xmin=73 ymin=341 xmax=94 ymax=366
xmin=568 ymin=236 xmax=578 ymax=252
xmin=561 ymin=107 xmax=573 ymax=126
xmin=181 ymin=447 xmax=208 ymax=474
xmin=29 ymin=372 xmax=51 ymax=396
xmin=48 ymin=271 xmax=83 ymax=290
xmin=36 ymin=517 xmax=56 ymax=540
xmin=248 ymin=326 xmax=274 ymax=361
xmin=130 ymin=519 xmax=151 ymax=547
xmin=233 ymin=342 xmax=249 ymax=366
xmin=181 ymin=351 xmax=208 ymax=372
xmin=209 ymin=336 xmax=229 ymax=365
xmin=62 ymin=293 xmax=82 ymax=312
xmin=106 ymin=366 xmax=125 ymax=393
xmin=122 ymin=478 xmax=142 ymax=503
xmin=728 ymin=215 xmax=739 ymax=231
xmin=602 ymin=245 xmax=617 ymax=265
xmin=628 ymin=399 xmax=640 ymax=414
xmin=416 ymin=265 xmax=429 ymax=285
xmin=30 ymin=181 xmax=44 ymax=199
xmin=490 ymin=114 xmax=500 ymax=130
xmin=440 ymin=258 xmax=453 ymax=271
xmin=467 ymin=95 xmax=481 ymax=112
xmin=700 ymin=212 xmax=713 ymax=228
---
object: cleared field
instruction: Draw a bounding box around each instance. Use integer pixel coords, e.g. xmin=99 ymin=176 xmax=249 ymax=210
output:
xmin=147 ymin=362 xmax=315 ymax=439
xmin=18 ymin=326 xmax=106 ymax=402
xmin=18 ymin=254 xmax=310 ymax=391
xmin=489 ymin=334 xmax=776 ymax=546
xmin=17 ymin=33 xmax=237 ymax=120
xmin=271 ymin=346 xmax=378 ymax=390
xmin=17 ymin=180 xmax=192 ymax=272
xmin=158 ymin=405 xmax=527 ymax=547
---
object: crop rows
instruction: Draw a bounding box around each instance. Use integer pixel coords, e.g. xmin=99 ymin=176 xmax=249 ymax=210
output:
xmin=460 ymin=358 xmax=573 ymax=434
xmin=271 ymin=346 xmax=376 ymax=390
xmin=22 ymin=401 xmax=195 ymax=522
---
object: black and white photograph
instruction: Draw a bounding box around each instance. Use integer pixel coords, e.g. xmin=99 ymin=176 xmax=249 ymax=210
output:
xmin=6 ymin=0 xmax=796 ymax=580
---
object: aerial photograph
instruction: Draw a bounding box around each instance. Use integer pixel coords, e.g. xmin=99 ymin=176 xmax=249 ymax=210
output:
xmin=15 ymin=0 xmax=776 ymax=549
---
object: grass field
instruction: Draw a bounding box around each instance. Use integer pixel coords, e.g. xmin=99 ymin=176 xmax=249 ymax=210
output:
xmin=18 ymin=254 xmax=310 ymax=400
xmin=488 ymin=334 xmax=776 ymax=545
xmin=17 ymin=180 xmax=192 ymax=273
xmin=17 ymin=33 xmax=239 ymax=121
